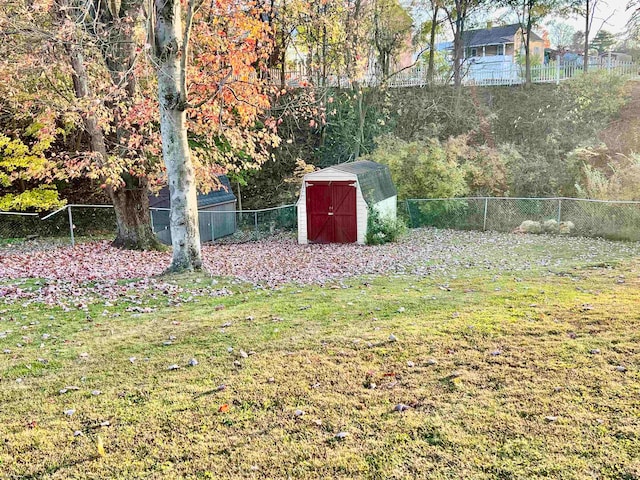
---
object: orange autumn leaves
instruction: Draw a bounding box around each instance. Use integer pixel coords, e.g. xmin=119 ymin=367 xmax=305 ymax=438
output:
xmin=0 ymin=0 xmax=278 ymax=197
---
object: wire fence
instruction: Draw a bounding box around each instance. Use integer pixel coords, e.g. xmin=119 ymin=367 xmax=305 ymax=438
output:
xmin=2 ymin=197 xmax=639 ymax=248
xmin=404 ymin=197 xmax=640 ymax=242
xmin=0 ymin=204 xmax=297 ymax=247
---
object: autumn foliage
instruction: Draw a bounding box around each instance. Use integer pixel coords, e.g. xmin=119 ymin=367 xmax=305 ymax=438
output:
xmin=0 ymin=0 xmax=278 ymax=207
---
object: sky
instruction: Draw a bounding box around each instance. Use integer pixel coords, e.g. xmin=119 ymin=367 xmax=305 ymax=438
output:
xmin=408 ymin=0 xmax=635 ymax=43
xmin=563 ymin=0 xmax=633 ymax=36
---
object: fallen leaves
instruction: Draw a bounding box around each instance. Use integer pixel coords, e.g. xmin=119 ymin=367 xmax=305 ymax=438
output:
xmin=96 ymin=435 xmax=106 ymax=457
xmin=394 ymin=403 xmax=411 ymax=412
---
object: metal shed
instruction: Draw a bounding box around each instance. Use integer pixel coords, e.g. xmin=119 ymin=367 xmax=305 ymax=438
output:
xmin=149 ymin=175 xmax=237 ymax=244
xmin=297 ymin=161 xmax=397 ymax=244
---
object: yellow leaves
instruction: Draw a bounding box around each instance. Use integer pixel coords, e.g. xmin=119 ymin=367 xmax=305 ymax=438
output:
xmin=0 ymin=133 xmax=54 ymax=184
xmin=0 ymin=186 xmax=65 ymax=212
xmin=96 ymin=435 xmax=106 ymax=458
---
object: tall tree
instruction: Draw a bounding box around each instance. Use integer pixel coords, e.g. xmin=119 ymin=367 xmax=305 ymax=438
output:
xmin=413 ymin=0 xmax=446 ymax=82
xmin=591 ymin=29 xmax=616 ymax=53
xmin=426 ymin=1 xmax=444 ymax=83
xmin=342 ymin=0 xmax=372 ymax=158
xmin=443 ymin=0 xmax=486 ymax=88
xmin=150 ymin=0 xmax=277 ymax=271
xmin=65 ymin=0 xmax=163 ymax=250
xmin=373 ymin=0 xmax=413 ymax=77
xmin=1 ymin=0 xmax=163 ymax=249
xmin=502 ymin=0 xmax=569 ymax=86
xmin=295 ymin=0 xmax=346 ymax=86
xmin=151 ymin=0 xmax=202 ymax=270
xmin=570 ymin=30 xmax=585 ymax=50
xmin=572 ymin=0 xmax=608 ymax=71
xmin=548 ymin=20 xmax=575 ymax=49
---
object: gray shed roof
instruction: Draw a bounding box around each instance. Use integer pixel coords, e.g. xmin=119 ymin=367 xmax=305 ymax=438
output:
xmin=197 ymin=175 xmax=236 ymax=207
xmin=331 ymin=161 xmax=397 ymax=205
xmin=149 ymin=175 xmax=236 ymax=209
xmin=462 ymin=24 xmax=542 ymax=47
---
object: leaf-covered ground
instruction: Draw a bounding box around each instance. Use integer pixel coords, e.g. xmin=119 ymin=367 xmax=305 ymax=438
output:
xmin=0 ymin=229 xmax=639 ymax=479
xmin=2 ymin=228 xmax=639 ymax=287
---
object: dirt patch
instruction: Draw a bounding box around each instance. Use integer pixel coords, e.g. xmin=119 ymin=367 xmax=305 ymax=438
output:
xmin=599 ymin=81 xmax=640 ymax=156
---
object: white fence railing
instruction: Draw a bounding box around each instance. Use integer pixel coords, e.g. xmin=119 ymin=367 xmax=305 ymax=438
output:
xmin=265 ymin=61 xmax=639 ymax=88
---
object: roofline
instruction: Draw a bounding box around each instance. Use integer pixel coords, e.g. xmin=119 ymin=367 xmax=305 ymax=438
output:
xmin=463 ymin=23 xmax=543 ymax=45
xmin=198 ymin=199 xmax=237 ymax=208
xmin=464 ymin=23 xmax=520 ymax=33
xmin=468 ymin=41 xmax=514 ymax=47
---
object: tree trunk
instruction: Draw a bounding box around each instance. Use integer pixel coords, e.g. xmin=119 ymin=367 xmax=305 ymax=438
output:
xmin=353 ymin=84 xmax=366 ymax=159
xmin=95 ymin=1 xmax=162 ymax=250
xmin=280 ymin=29 xmax=287 ymax=87
xmin=584 ymin=0 xmax=590 ymax=72
xmin=153 ymin=0 xmax=203 ymax=272
xmin=525 ymin=16 xmax=532 ymax=87
xmin=452 ymin=2 xmax=465 ymax=89
xmin=381 ymin=53 xmax=389 ymax=78
xmin=68 ymin=45 xmax=160 ymax=250
xmin=427 ymin=5 xmax=439 ymax=84
xmin=110 ymin=179 xmax=162 ymax=250
xmin=321 ymin=21 xmax=328 ymax=87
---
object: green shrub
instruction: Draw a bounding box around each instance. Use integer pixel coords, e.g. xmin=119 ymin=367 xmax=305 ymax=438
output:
xmin=366 ymin=135 xmax=468 ymax=199
xmin=366 ymin=207 xmax=406 ymax=245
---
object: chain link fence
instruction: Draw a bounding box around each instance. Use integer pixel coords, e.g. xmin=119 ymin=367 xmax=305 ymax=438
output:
xmin=405 ymin=197 xmax=640 ymax=242
xmin=0 ymin=204 xmax=297 ymax=247
xmin=3 ymin=198 xmax=639 ymax=247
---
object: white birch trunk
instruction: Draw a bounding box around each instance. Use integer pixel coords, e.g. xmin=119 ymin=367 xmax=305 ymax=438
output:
xmin=153 ymin=0 xmax=202 ymax=271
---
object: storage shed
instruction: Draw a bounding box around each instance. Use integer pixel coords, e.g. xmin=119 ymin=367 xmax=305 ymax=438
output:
xmin=149 ymin=175 xmax=237 ymax=244
xmin=298 ymin=161 xmax=397 ymax=244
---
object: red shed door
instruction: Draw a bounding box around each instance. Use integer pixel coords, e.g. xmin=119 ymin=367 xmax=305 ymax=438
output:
xmin=306 ymin=181 xmax=357 ymax=243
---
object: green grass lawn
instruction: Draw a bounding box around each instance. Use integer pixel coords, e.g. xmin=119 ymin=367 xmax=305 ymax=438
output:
xmin=1 ymin=240 xmax=639 ymax=478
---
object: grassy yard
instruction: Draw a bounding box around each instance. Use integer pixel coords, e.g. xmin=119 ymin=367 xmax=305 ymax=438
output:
xmin=0 ymin=232 xmax=639 ymax=479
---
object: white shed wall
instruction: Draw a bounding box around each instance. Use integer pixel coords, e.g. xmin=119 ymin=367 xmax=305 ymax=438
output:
xmin=355 ymin=186 xmax=368 ymax=244
xmin=372 ymin=196 xmax=397 ymax=220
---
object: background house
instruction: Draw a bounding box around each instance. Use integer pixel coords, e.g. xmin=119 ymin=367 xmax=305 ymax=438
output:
xmin=462 ymin=23 xmax=545 ymax=64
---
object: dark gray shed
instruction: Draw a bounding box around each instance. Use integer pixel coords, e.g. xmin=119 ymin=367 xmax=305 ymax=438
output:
xmin=149 ymin=175 xmax=237 ymax=244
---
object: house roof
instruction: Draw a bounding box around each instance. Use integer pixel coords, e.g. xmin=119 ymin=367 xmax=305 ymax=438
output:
xmin=149 ymin=175 xmax=236 ymax=209
xmin=463 ymin=23 xmax=542 ymax=47
xmin=329 ymin=160 xmax=397 ymax=205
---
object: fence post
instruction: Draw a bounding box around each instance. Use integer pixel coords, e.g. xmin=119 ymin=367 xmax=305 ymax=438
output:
xmin=214 ymin=210 xmax=216 ymax=242
xmin=405 ymin=200 xmax=414 ymax=228
xmin=556 ymin=60 xmax=561 ymax=84
xmin=254 ymin=211 xmax=259 ymax=235
xmin=149 ymin=209 xmax=154 ymax=233
xmin=483 ymin=198 xmax=489 ymax=231
xmin=68 ymin=205 xmax=75 ymax=246
xmin=557 ymin=198 xmax=562 ymax=224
